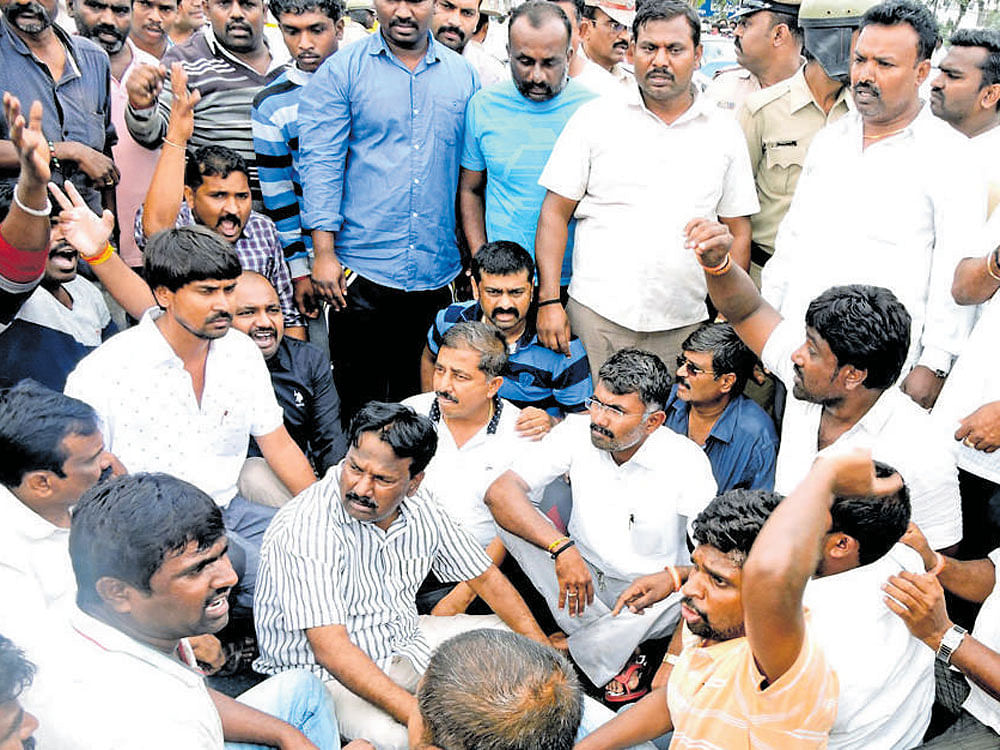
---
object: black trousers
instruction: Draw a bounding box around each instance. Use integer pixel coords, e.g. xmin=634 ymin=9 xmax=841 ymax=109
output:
xmin=328 ymin=275 xmax=452 ymax=427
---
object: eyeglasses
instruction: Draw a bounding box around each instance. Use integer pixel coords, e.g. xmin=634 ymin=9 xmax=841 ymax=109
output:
xmin=585 ymin=396 xmax=652 ymax=418
xmin=676 ymin=355 xmax=715 ymax=378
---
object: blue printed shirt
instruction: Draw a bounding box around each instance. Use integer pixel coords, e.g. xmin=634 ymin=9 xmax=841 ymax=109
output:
xmin=461 ymin=79 xmax=595 ymax=286
xmin=298 ymin=31 xmax=479 ymax=291
xmin=663 ymin=384 xmax=778 ymax=492
xmin=427 ymin=300 xmax=592 ymax=416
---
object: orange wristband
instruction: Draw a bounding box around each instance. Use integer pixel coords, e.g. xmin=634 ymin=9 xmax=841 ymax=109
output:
xmin=702 ymin=254 xmax=731 ymax=276
xmin=82 ymin=242 xmax=115 ymax=266
xmin=665 ymin=565 xmax=682 ymax=591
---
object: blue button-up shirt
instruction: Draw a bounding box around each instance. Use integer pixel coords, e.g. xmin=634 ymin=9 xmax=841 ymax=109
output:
xmin=298 ymin=31 xmax=479 ymax=292
xmin=663 ymin=384 xmax=778 ymax=492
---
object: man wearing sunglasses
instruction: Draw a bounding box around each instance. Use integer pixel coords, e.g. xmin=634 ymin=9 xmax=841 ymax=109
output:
xmin=486 ymin=347 xmax=716 ymax=705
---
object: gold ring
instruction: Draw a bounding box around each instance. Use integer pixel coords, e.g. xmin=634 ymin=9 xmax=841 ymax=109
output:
xmin=566 ymin=590 xmax=578 ymax=598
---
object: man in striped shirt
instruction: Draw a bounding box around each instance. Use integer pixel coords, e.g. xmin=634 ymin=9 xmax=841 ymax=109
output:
xmin=254 ymin=401 xmax=555 ymax=750
xmin=252 ymin=0 xmax=344 ymax=314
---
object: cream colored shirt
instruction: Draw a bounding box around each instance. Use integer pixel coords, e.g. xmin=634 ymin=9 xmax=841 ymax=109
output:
xmin=705 ymin=66 xmax=760 ymax=112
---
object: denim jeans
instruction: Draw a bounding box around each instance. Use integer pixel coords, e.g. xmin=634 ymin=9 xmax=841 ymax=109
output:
xmin=226 ymin=669 xmax=340 ymax=750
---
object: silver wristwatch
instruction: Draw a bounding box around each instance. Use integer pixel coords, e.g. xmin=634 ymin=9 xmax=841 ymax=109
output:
xmin=936 ymin=624 xmax=968 ymax=665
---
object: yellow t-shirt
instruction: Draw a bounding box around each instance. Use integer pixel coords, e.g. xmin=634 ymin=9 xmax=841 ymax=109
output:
xmin=667 ymin=627 xmax=838 ymax=749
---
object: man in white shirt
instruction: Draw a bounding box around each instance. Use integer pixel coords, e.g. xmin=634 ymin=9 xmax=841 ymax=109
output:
xmin=64 ymin=226 xmax=317 ymax=610
xmin=430 ymin=0 xmax=505 ymax=85
xmin=547 ymin=0 xmax=622 ymax=97
xmin=687 ymin=216 xmax=962 ymax=552
xmin=37 ymin=472 xmax=348 ymax=750
xmin=404 ymin=321 xmax=541 ymax=614
xmin=534 ymin=0 xmax=758 ymax=379
xmin=579 ymin=0 xmax=634 ymax=89
xmin=762 ymin=0 xmax=986 ymax=410
xmin=485 ymin=348 xmax=717 ymax=697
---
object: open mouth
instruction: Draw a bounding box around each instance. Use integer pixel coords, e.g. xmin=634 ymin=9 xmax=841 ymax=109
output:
xmin=204 ymin=591 xmax=229 ymax=618
xmin=217 ymin=218 xmax=241 ymax=237
xmin=250 ymin=328 xmax=276 ymax=347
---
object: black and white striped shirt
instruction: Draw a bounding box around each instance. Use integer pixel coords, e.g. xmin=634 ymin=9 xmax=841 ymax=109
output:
xmin=253 ymin=462 xmax=491 ymax=679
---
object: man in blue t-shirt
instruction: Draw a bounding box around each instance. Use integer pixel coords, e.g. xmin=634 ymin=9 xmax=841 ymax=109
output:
xmin=458 ymin=0 xmax=595 ymax=288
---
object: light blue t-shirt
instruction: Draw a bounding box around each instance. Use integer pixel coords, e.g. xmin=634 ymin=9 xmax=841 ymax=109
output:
xmin=461 ymin=79 xmax=596 ymax=286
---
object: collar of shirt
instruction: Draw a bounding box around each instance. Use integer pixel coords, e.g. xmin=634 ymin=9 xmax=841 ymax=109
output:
xmin=844 ymin=100 xmax=935 ymax=152
xmin=1 ymin=15 xmax=82 ymax=82
xmin=368 ymin=27 xmax=443 ymax=71
xmin=135 ymin=306 xmax=216 ymax=368
xmin=203 ymin=25 xmax=283 ymax=74
xmin=70 ymin=606 xmax=205 ymax=687
xmin=787 ymin=65 xmax=852 ymax=115
xmin=665 ymin=389 xmax=740 ymax=445
xmin=843 ymin=386 xmax=897 ymax=441
xmin=624 ymin=82 xmax=711 ymax=128
xmin=0 ymin=484 xmax=65 ymax=542
xmin=286 ymin=64 xmax=312 ymax=86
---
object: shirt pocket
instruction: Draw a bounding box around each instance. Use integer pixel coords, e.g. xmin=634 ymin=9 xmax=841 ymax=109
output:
xmin=433 ymin=97 xmax=465 ymax=147
xmin=763 ymin=142 xmax=807 ymax=195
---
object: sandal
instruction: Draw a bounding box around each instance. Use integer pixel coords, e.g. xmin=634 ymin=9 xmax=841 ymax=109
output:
xmin=604 ymin=653 xmax=649 ymax=704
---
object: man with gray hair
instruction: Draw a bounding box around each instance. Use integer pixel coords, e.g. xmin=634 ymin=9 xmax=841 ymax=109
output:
xmin=486 ymin=349 xmax=717 ymax=703
xmin=404 ymin=321 xmax=541 ymax=615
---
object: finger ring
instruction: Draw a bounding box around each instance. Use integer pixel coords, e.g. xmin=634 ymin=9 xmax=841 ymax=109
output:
xmin=964 ymin=438 xmax=975 ymax=447
xmin=566 ymin=590 xmax=577 ymax=598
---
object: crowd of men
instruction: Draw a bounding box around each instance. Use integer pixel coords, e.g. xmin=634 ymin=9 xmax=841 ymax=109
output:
xmin=1 ymin=0 xmax=1000 ymax=744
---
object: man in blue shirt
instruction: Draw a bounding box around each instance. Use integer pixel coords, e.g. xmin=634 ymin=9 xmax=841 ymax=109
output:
xmin=421 ymin=241 xmax=592 ymax=436
xmin=663 ymin=322 xmax=778 ymax=491
xmin=459 ymin=0 xmax=594 ymax=288
xmin=298 ymin=0 xmax=479 ymax=425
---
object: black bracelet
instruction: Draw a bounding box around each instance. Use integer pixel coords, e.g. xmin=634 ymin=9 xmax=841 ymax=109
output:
xmin=551 ymin=540 xmax=576 ymax=560
xmin=537 ymin=298 xmax=562 ymax=308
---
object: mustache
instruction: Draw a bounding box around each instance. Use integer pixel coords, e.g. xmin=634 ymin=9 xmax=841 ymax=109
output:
xmin=225 ymin=20 xmax=251 ymax=32
xmin=491 ymin=307 xmax=520 ymax=318
xmin=390 ymin=17 xmax=417 ymax=27
xmin=681 ymin=596 xmax=705 ymax=619
xmin=204 ymin=586 xmax=232 ymax=605
xmin=249 ymin=325 xmax=276 ymax=336
xmin=49 ymin=241 xmax=77 ymax=258
xmin=215 ymin=213 xmax=242 ymax=228
xmin=613 ymin=40 xmax=628 ymax=49
xmin=207 ymin=311 xmax=232 ymax=324
xmin=590 ymin=423 xmax=614 ymax=438
xmin=91 ymin=22 xmax=127 ymax=40
xmin=6 ymin=1 xmax=51 ymax=20
xmin=646 ymin=67 xmax=674 ymax=80
xmin=435 ymin=390 xmax=458 ymax=404
xmin=437 ymin=24 xmax=464 ymax=39
xmin=345 ymin=491 xmax=376 ymax=508
xmin=854 ymin=81 xmax=880 ymax=98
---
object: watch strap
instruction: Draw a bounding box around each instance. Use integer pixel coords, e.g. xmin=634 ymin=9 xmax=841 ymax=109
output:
xmin=936 ymin=624 xmax=968 ymax=665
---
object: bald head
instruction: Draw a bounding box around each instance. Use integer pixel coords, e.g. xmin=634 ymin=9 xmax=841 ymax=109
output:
xmin=233 ymin=271 xmax=284 ymax=359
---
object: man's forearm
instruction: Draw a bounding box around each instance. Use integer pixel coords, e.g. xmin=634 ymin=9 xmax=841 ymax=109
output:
xmin=1 ymin=160 xmax=50 ymax=253
xmin=535 ymin=196 xmax=572 ymax=299
xmin=142 ymin=128 xmax=187 ymax=236
xmin=485 ymin=472 xmax=565 ymax=550
xmin=574 ymin=687 xmax=672 ymax=750
xmin=90 ymin=252 xmax=156 ymax=318
xmin=258 ymin=428 xmax=316 ymax=496
xmin=705 ymin=258 xmax=766 ymax=326
xmin=952 ymin=255 xmax=1000 ymax=306
xmin=468 ymin=564 xmax=547 ymax=643
xmin=459 ymin=187 xmax=487 ymax=254
xmin=951 ymin=635 xmax=1000 ymax=703
xmin=209 ymin=687 xmax=301 ymax=746
xmin=938 ymin=557 xmax=997 ymax=605
xmin=720 ymin=216 xmax=751 ymax=271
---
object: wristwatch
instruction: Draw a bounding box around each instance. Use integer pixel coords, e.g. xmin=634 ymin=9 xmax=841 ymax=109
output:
xmin=936 ymin=624 xmax=968 ymax=665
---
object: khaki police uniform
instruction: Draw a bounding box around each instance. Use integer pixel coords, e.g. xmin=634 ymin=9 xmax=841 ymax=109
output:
xmin=706 ymin=67 xmax=761 ymax=112
xmin=738 ymin=64 xmax=852 ymax=271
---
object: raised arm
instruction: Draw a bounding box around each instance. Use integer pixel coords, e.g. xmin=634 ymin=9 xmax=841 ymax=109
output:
xmin=684 ymin=217 xmax=782 ymax=359
xmin=534 ymin=191 xmax=579 ymax=356
xmin=743 ymin=450 xmax=903 ymax=684
xmin=1 ymin=95 xmax=51 ymax=254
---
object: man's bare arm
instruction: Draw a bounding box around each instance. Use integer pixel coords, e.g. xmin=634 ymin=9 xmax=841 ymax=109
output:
xmin=534 ymin=192 xmax=579 ymax=355
xmin=255 ymin=426 xmax=317 ymax=496
xmin=458 ymin=167 xmax=487 ymax=255
xmin=209 ymin=687 xmax=318 ymax=749
xmin=573 ymin=687 xmax=672 ymax=750
xmin=1 ymin=95 xmax=50 ymax=253
xmin=719 ymin=215 xmax=751 ymax=271
xmin=465 ymin=563 xmax=548 ymax=644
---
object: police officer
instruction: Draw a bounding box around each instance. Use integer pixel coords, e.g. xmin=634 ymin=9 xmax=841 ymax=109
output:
xmin=738 ymin=0 xmax=880 ymax=280
xmin=705 ymin=0 xmax=803 ymax=112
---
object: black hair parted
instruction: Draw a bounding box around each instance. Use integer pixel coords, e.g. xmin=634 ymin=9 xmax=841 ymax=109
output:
xmin=347 ymin=402 xmax=438 ymax=477
xmin=830 ymin=461 xmax=911 ymax=566
xmin=143 ymin=224 xmax=242 ymax=293
xmin=471 ymin=240 xmax=535 ymax=283
xmin=184 ymin=144 xmax=249 ymax=191
xmin=632 ymin=0 xmax=700 ymax=46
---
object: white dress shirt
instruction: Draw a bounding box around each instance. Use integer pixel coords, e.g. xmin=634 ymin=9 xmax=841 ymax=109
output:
xmin=512 ymin=414 xmax=717 ymax=581
xmin=764 ymin=104 xmax=986 ymax=374
xmin=972 ymin=124 xmax=1000 ymax=216
xmin=804 ymin=544 xmax=934 ymax=750
xmin=64 ymin=308 xmax=284 ymax=507
xmin=763 ymin=320 xmax=962 ymax=549
xmin=963 ymin=547 xmax=1000 ymax=734
xmin=402 ymin=392 xmax=536 ymax=547
xmin=463 ymin=40 xmax=507 ymax=88
xmin=539 ymin=87 xmax=759 ymax=332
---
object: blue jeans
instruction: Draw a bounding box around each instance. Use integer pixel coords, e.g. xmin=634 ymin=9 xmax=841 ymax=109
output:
xmin=222 ymin=494 xmax=278 ymax=613
xmin=226 ymin=670 xmax=340 ymax=750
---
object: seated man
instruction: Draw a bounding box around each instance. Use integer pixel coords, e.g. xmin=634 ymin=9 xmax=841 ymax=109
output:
xmin=65 ymin=226 xmax=317 ymax=610
xmin=0 ymin=634 xmax=39 ymax=749
xmin=234 ymin=270 xmax=346 ymax=505
xmin=485 ymin=348 xmax=717 ymax=702
xmin=405 ymin=321 xmax=538 ymax=614
xmin=33 ymin=472 xmax=349 ymax=749
xmin=135 ymin=68 xmax=305 ymax=337
xmin=663 ymin=322 xmax=778 ymax=492
xmin=888 ymin=523 xmax=1000 ymax=747
xmin=686 ymin=218 xmax=962 ymax=551
xmin=421 ymin=241 xmax=593 ymax=438
xmin=581 ymin=454 xmax=897 ymax=748
xmin=253 ymin=402 xmax=554 ymax=750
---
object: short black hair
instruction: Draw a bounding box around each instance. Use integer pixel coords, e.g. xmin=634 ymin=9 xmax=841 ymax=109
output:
xmin=347 ymin=402 xmax=438 ymax=477
xmin=270 ymin=0 xmax=342 ymax=20
xmin=0 ymin=380 xmax=99 ymax=488
xmin=692 ymin=489 xmax=784 ymax=565
xmin=598 ymin=348 xmax=672 ymax=411
xmin=950 ymin=27 xmax=1000 ymax=104
xmin=765 ymin=9 xmax=802 ymax=43
xmin=632 ymin=0 xmax=700 ymax=47
xmin=440 ymin=321 xmax=508 ymax=378
xmin=681 ymin=323 xmax=758 ymax=397
xmin=859 ymin=0 xmax=939 ymax=61
xmin=830 ymin=461 xmax=910 ymax=566
xmin=70 ymin=473 xmax=226 ymax=612
xmin=0 ymin=633 xmax=34 ymax=704
xmin=143 ymin=224 xmax=243 ymax=293
xmin=184 ymin=145 xmax=250 ymax=191
xmin=471 ymin=241 xmax=535 ymax=283
xmin=804 ymin=285 xmax=911 ymax=391
xmin=547 ymin=0 xmax=584 ymax=25
xmin=510 ymin=0 xmax=572 ymax=46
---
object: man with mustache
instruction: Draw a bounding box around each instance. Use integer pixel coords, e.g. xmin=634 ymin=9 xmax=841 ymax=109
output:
xmin=137 ymin=72 xmax=306 ymax=338
xmin=485 ymin=347 xmax=716 ymax=704
xmin=535 ymin=0 xmax=757 ymax=382
xmin=579 ymin=0 xmax=634 ymax=91
xmin=296 ymin=0 xmax=479 ymax=425
xmin=129 ymin=0 xmax=177 ymax=58
xmin=762 ymin=0 xmax=986 ymax=410
xmin=170 ymin=0 xmax=205 ymax=43
xmin=421 ymin=242 xmax=593 ymax=433
xmin=254 ymin=401 xmax=554 ymax=749
xmin=71 ymin=0 xmax=162 ymax=269
xmin=458 ymin=2 xmax=595 ymax=296
xmin=252 ymin=0 xmax=343 ymax=320
xmin=705 ymin=0 xmax=802 ymax=113
xmin=738 ymin=0 xmax=877 ymax=279
xmin=0 ymin=0 xmax=118 ymax=214
xmin=124 ymin=0 xmax=285 ymax=205
xmin=430 ymin=0 xmax=505 ymax=85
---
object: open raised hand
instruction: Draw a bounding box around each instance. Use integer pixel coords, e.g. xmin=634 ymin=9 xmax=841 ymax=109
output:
xmin=49 ymin=180 xmax=115 ymax=258
xmin=4 ymin=94 xmax=50 ymax=187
